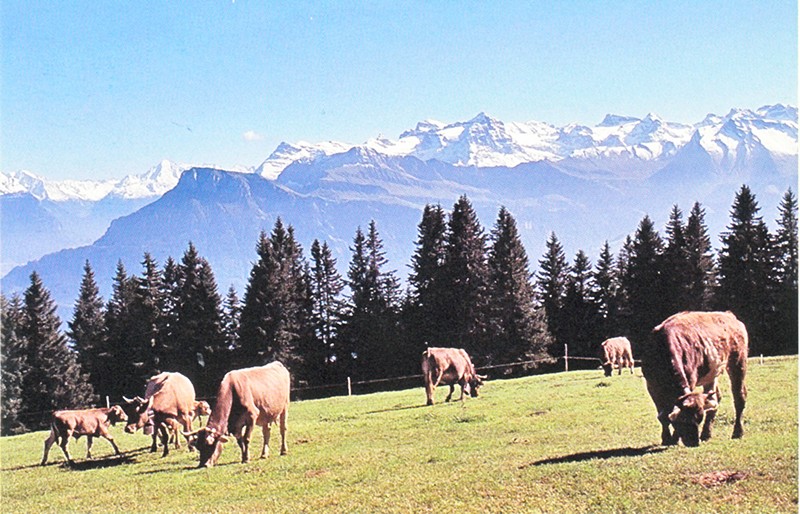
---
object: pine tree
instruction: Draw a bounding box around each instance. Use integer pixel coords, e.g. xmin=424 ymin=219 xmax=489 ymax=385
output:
xmin=309 ymin=239 xmax=345 ymax=384
xmin=591 ymin=241 xmax=620 ymax=338
xmin=717 ymin=186 xmax=775 ymax=355
xmin=406 ymin=204 xmax=450 ymax=349
xmin=67 ymin=261 xmax=106 ymax=396
xmin=173 ymin=242 xmax=226 ymax=395
xmin=662 ymin=205 xmax=691 ymax=315
xmin=684 ymin=202 xmax=717 ymax=310
xmin=535 ymin=232 xmax=568 ymax=356
xmin=442 ymin=196 xmax=490 ymax=358
xmin=21 ymin=272 xmax=95 ymax=428
xmin=772 ymin=189 xmax=798 ymax=354
xmin=487 ymin=207 xmax=552 ymax=368
xmin=222 ymin=286 xmax=241 ymax=353
xmin=561 ymin=250 xmax=599 ymax=360
xmin=158 ymin=256 xmax=182 ymax=367
xmin=619 ymin=215 xmax=666 ymax=353
xmin=1 ymin=294 xmax=29 ymax=434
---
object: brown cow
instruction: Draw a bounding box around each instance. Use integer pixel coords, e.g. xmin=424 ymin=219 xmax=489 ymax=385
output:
xmin=421 ymin=347 xmax=486 ymax=406
xmin=121 ymin=371 xmax=196 ymax=456
xmin=41 ymin=405 xmax=128 ymax=466
xmin=599 ymin=336 xmax=635 ymax=377
xmin=166 ymin=400 xmax=212 ymax=449
xmin=184 ymin=362 xmax=290 ymax=468
xmin=641 ymin=311 xmax=748 ymax=447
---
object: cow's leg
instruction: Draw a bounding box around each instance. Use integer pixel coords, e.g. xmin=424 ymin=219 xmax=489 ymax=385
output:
xmin=86 ymin=436 xmax=94 ymax=459
xmin=104 ymin=434 xmax=122 ymax=456
xmin=179 ymin=414 xmax=193 ymax=450
xmin=158 ymin=422 xmax=170 ymax=457
xmin=728 ymin=356 xmax=747 ymax=439
xmin=445 ymin=383 xmax=456 ymax=402
xmin=278 ymin=409 xmax=288 ymax=456
xmin=240 ymin=413 xmax=256 ymax=463
xmin=656 ymin=411 xmax=677 ymax=446
xmin=58 ymin=430 xmax=74 ymax=465
xmin=458 ymin=380 xmax=467 ymax=401
xmin=700 ymin=385 xmax=720 ymax=441
xmin=260 ymin=423 xmax=271 ymax=459
xmin=41 ymin=429 xmax=57 ymax=465
xmin=424 ymin=373 xmax=436 ymax=406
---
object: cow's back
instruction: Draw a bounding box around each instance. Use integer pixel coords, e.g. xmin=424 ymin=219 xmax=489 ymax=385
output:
xmin=227 ymin=362 xmax=290 ymax=423
xmin=146 ymin=372 xmax=196 ymax=417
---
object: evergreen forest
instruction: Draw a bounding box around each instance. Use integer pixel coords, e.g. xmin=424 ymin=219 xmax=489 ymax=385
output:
xmin=1 ymin=185 xmax=797 ymax=435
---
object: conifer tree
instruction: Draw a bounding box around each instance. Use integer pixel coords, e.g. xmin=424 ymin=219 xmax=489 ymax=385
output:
xmin=619 ymin=215 xmax=665 ymax=352
xmin=772 ymin=189 xmax=798 ymax=354
xmin=21 ymin=272 xmax=95 ymax=427
xmin=1 ymin=294 xmax=29 ymax=434
xmin=309 ymin=239 xmax=345 ymax=384
xmin=684 ymin=202 xmax=717 ymax=310
xmin=535 ymin=232 xmax=568 ymax=356
xmin=158 ymin=256 xmax=182 ymax=366
xmin=442 ymin=196 xmax=490 ymax=358
xmin=67 ymin=261 xmax=106 ymax=395
xmin=128 ymin=253 xmax=163 ymax=384
xmin=591 ymin=241 xmax=620 ymax=338
xmin=662 ymin=205 xmax=691 ymax=315
xmin=222 ymin=286 xmax=241 ymax=354
xmin=717 ymin=186 xmax=775 ymax=354
xmin=173 ymin=242 xmax=226 ymax=395
xmin=341 ymin=221 xmax=402 ymax=378
xmin=104 ymin=261 xmax=139 ymax=398
xmin=406 ymin=204 xmax=449 ymax=349
xmin=487 ymin=207 xmax=551 ymax=367
xmin=561 ymin=250 xmax=599 ymax=360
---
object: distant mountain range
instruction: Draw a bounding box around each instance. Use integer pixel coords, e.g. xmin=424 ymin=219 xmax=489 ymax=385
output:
xmin=1 ymin=105 xmax=796 ymax=321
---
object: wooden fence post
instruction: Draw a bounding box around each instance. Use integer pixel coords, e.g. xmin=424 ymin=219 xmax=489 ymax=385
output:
xmin=106 ymin=396 xmax=110 ymax=408
xmin=564 ymin=344 xmax=569 ymax=372
xmin=347 ymin=377 xmax=352 ymax=396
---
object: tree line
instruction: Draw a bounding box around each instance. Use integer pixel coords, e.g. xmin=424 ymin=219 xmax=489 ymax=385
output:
xmin=1 ymin=186 xmax=796 ymax=435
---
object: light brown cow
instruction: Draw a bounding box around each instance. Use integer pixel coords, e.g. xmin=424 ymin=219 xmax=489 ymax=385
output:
xmin=41 ymin=405 xmax=128 ymax=466
xmin=642 ymin=311 xmax=748 ymax=447
xmin=421 ymin=347 xmax=486 ymax=406
xmin=599 ymin=336 xmax=635 ymax=377
xmin=184 ymin=362 xmax=290 ymax=468
xmin=121 ymin=371 xmax=196 ymax=456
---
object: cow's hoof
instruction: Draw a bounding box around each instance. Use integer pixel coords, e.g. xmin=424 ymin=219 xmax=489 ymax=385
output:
xmin=426 ymin=400 xmax=433 ymax=406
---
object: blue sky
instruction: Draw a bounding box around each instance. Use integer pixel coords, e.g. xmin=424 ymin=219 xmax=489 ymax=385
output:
xmin=2 ymin=1 xmax=797 ymax=181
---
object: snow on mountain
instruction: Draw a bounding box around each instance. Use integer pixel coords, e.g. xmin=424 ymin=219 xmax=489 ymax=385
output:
xmin=255 ymin=141 xmax=354 ymax=180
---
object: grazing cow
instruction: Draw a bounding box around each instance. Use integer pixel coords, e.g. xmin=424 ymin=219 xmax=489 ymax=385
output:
xmin=599 ymin=336 xmax=635 ymax=377
xmin=41 ymin=405 xmax=128 ymax=466
xmin=641 ymin=311 xmax=748 ymax=447
xmin=421 ymin=347 xmax=486 ymax=406
xmin=184 ymin=362 xmax=290 ymax=468
xmin=122 ymin=371 xmax=196 ymax=456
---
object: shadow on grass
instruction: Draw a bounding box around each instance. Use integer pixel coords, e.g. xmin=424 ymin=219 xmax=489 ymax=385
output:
xmin=364 ymin=403 xmax=431 ymax=415
xmin=521 ymin=445 xmax=666 ymax=468
xmin=9 ymin=446 xmax=151 ymax=472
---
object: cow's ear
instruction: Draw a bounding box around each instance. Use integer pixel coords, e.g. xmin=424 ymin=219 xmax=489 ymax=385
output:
xmin=704 ymin=392 xmax=719 ymax=411
xmin=218 ymin=434 xmax=230 ymax=443
xmin=668 ymin=405 xmax=682 ymax=423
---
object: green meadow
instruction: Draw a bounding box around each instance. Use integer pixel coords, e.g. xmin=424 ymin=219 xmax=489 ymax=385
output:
xmin=1 ymin=357 xmax=796 ymax=513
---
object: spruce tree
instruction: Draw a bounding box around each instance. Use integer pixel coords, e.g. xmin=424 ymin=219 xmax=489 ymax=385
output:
xmin=173 ymin=242 xmax=226 ymax=395
xmin=487 ymin=207 xmax=552 ymax=367
xmin=341 ymin=221 xmax=402 ymax=379
xmin=21 ymin=272 xmax=95 ymax=428
xmin=222 ymin=286 xmax=241 ymax=354
xmin=67 ymin=261 xmax=106 ymax=396
xmin=662 ymin=205 xmax=691 ymax=315
xmin=104 ymin=261 xmax=139 ymax=398
xmin=773 ymin=189 xmax=798 ymax=354
xmin=561 ymin=250 xmax=599 ymax=360
xmin=406 ymin=204 xmax=449 ymax=349
xmin=1 ymin=294 xmax=29 ymax=434
xmin=128 ymin=253 xmax=163 ymax=384
xmin=684 ymin=202 xmax=717 ymax=310
xmin=591 ymin=241 xmax=620 ymax=338
xmin=158 ymin=257 xmax=182 ymax=367
xmin=309 ymin=239 xmax=345 ymax=384
xmin=442 ymin=196 xmax=490 ymax=358
xmin=718 ymin=186 xmax=774 ymax=354
xmin=535 ymin=232 xmax=568 ymax=356
xmin=619 ymin=215 xmax=666 ymax=352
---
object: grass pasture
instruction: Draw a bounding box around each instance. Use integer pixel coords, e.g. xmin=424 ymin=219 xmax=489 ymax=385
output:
xmin=1 ymin=356 xmax=796 ymax=513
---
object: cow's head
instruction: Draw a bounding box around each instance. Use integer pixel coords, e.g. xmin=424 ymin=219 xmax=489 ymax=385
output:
xmin=121 ymin=396 xmax=153 ymax=433
xmin=193 ymin=400 xmax=212 ymax=419
xmin=183 ymin=426 xmax=229 ymax=468
xmin=468 ymin=374 xmax=487 ymax=398
xmin=108 ymin=405 xmax=128 ymax=425
xmin=668 ymin=392 xmax=718 ymax=447
xmin=602 ymin=361 xmax=614 ymax=377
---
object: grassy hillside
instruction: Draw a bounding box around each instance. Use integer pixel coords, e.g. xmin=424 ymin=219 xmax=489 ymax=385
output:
xmin=1 ymin=357 xmax=796 ymax=513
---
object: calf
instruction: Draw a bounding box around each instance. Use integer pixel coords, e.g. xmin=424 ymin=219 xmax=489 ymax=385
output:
xmin=641 ymin=311 xmax=748 ymax=447
xmin=41 ymin=405 xmax=128 ymax=465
